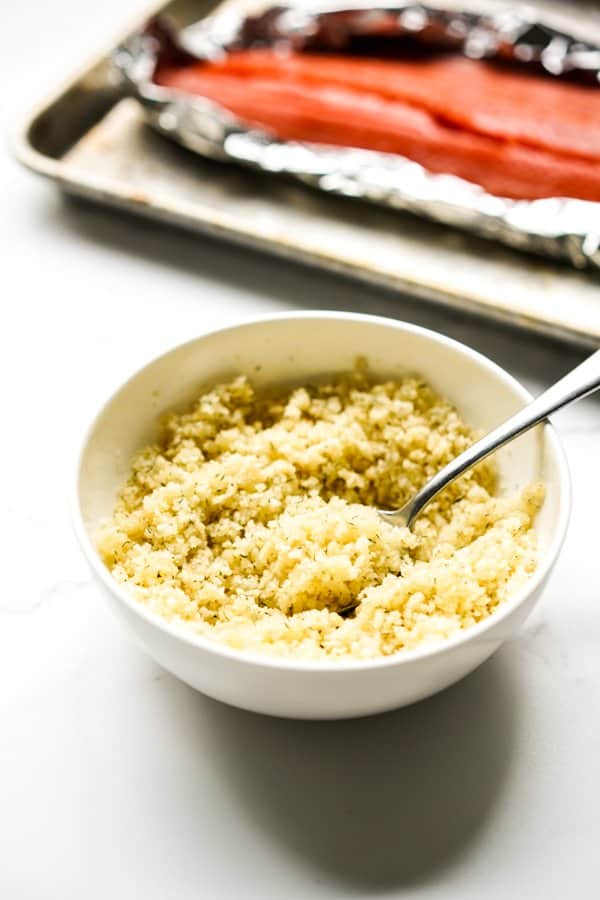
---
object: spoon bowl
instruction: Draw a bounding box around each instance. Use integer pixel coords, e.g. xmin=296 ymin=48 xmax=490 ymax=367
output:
xmin=379 ymin=347 xmax=598 ymax=531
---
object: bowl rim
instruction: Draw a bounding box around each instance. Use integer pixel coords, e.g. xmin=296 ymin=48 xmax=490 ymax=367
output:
xmin=72 ymin=310 xmax=572 ymax=673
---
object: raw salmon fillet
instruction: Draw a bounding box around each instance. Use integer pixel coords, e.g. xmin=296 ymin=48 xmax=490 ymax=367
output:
xmin=156 ymin=50 xmax=600 ymax=200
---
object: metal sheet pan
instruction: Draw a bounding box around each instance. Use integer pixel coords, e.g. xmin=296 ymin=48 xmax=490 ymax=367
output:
xmin=15 ymin=0 xmax=600 ymax=347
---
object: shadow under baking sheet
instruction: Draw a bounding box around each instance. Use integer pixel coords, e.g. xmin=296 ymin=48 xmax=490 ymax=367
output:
xmin=50 ymin=190 xmax=591 ymax=386
xmin=154 ymin=652 xmax=519 ymax=892
xmin=49 ymin=187 xmax=600 ymax=423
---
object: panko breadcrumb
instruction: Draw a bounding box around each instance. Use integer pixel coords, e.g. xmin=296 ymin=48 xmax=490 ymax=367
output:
xmin=99 ymin=365 xmax=544 ymax=660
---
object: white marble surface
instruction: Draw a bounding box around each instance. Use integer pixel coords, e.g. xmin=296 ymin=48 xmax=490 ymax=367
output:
xmin=2 ymin=2 xmax=600 ymax=897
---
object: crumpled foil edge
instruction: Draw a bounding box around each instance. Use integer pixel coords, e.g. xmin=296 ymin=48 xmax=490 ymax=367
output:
xmin=113 ymin=3 xmax=600 ymax=270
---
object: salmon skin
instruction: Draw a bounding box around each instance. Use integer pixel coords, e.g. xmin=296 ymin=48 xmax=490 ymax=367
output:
xmin=156 ymin=49 xmax=600 ymax=202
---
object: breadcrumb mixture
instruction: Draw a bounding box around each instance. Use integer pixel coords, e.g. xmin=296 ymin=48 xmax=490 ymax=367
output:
xmin=99 ymin=366 xmax=544 ymax=660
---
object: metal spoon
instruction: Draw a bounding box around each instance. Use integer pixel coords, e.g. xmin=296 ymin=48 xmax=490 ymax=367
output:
xmin=336 ymin=349 xmax=599 ymax=618
xmin=379 ymin=348 xmax=600 ymax=530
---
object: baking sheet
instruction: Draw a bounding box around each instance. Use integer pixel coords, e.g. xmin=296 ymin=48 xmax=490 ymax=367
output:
xmin=15 ymin=0 xmax=600 ymax=347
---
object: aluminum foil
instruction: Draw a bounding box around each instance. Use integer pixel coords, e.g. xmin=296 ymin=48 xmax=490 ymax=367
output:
xmin=114 ymin=3 xmax=600 ymax=269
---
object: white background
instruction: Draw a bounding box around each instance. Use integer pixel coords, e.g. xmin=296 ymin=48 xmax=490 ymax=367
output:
xmin=2 ymin=1 xmax=599 ymax=897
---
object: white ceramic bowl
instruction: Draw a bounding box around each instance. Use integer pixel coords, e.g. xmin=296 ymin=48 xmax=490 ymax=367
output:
xmin=74 ymin=312 xmax=571 ymax=719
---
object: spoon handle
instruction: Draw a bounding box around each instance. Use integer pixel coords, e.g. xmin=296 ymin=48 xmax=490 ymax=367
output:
xmin=402 ymin=349 xmax=600 ymax=527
